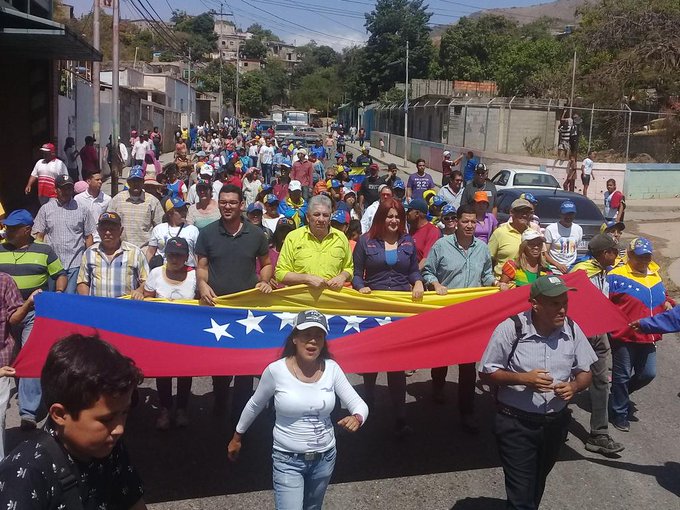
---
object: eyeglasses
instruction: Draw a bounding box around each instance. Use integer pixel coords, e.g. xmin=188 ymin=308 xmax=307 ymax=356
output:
xmin=442 ymin=216 xmax=457 ymax=222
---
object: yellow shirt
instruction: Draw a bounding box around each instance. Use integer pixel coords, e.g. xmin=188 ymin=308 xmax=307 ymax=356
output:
xmin=275 ymin=226 xmax=354 ymax=281
xmin=488 ymin=222 xmax=523 ymax=277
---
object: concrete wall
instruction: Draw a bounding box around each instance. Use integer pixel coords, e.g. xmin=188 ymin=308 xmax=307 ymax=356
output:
xmin=371 ymin=130 xmax=627 ymax=203
xmin=624 ymin=164 xmax=680 ymax=199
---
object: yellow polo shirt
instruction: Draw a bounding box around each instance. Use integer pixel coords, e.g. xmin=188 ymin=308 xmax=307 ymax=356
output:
xmin=488 ymin=222 xmax=523 ymax=277
xmin=275 ymin=226 xmax=353 ymax=281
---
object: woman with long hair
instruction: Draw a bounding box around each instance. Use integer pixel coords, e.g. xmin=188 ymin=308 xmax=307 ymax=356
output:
xmin=63 ymin=136 xmax=80 ymax=183
xmin=499 ymin=229 xmax=552 ymax=288
xmin=352 ymin=198 xmax=424 ymax=437
xmin=228 ymin=310 xmax=367 ymax=510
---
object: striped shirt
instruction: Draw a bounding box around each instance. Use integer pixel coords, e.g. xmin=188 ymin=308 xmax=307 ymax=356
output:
xmin=107 ymin=191 xmax=164 ymax=249
xmin=30 ymin=158 xmax=67 ymax=198
xmin=480 ymin=311 xmax=597 ymax=414
xmin=33 ymin=199 xmax=95 ymax=269
xmin=0 ymin=272 xmax=23 ymax=367
xmin=77 ymin=241 xmax=149 ymax=298
xmin=0 ymin=241 xmax=65 ymax=299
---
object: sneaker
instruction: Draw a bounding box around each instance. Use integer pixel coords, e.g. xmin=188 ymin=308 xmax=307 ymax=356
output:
xmin=175 ymin=409 xmax=189 ymax=428
xmin=460 ymin=414 xmax=480 ymax=434
xmin=20 ymin=418 xmax=37 ymax=431
xmin=155 ymin=408 xmax=171 ymax=430
xmin=585 ymin=434 xmax=625 ymax=455
xmin=611 ymin=418 xmax=630 ymax=432
xmin=405 ymin=370 xmax=416 ymax=377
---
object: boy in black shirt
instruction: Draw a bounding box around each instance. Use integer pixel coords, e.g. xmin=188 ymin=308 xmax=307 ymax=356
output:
xmin=0 ymin=334 xmax=146 ymax=509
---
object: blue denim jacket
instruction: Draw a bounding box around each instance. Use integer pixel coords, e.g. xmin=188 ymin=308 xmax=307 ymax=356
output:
xmin=352 ymin=234 xmax=422 ymax=291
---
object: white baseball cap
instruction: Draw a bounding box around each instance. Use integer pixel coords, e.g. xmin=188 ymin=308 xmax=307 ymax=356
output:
xmin=521 ymin=229 xmax=544 ymax=242
xmin=443 ymin=150 xmax=451 ymax=157
xmin=289 ymin=180 xmax=302 ymax=191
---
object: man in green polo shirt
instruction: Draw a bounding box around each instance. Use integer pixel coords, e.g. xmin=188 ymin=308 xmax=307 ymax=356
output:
xmin=0 ymin=209 xmax=66 ymax=430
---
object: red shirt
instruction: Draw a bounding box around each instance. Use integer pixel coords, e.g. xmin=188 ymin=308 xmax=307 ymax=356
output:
xmin=412 ymin=222 xmax=441 ymax=262
xmin=291 ymin=160 xmax=314 ymax=187
xmin=442 ymin=159 xmax=453 ymax=178
xmin=81 ymin=145 xmax=99 ymax=174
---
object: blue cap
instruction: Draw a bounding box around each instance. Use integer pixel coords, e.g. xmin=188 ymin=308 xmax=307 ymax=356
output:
xmin=560 ymin=200 xmax=577 ymax=214
xmin=128 ymin=165 xmax=144 ymax=180
xmin=441 ymin=204 xmax=457 ymax=217
xmin=520 ymin=192 xmax=538 ymax=205
xmin=163 ymin=196 xmax=186 ymax=212
xmin=630 ymin=237 xmax=653 ymax=256
xmin=264 ymin=193 xmax=279 ymax=204
xmin=406 ymin=198 xmax=429 ymax=214
xmin=3 ymin=209 xmax=34 ymax=227
xmin=247 ymin=202 xmax=264 ymax=214
xmin=196 ymin=150 xmax=207 ymax=157
xmin=331 ymin=210 xmax=349 ymax=225
xmin=261 ymin=183 xmax=273 ymax=193
xmin=393 ymin=179 xmax=405 ymax=190
xmin=330 ymin=179 xmax=341 ymax=188
xmin=432 ymin=196 xmax=446 ymax=207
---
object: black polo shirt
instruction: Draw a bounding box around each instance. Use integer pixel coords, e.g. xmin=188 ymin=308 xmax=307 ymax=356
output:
xmin=195 ymin=218 xmax=269 ymax=295
xmin=360 ymin=175 xmax=382 ymax=206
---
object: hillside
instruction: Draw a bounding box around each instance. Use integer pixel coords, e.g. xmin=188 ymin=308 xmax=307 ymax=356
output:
xmin=432 ymin=0 xmax=588 ymax=40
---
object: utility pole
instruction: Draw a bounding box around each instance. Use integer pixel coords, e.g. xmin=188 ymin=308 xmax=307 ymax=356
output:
xmin=235 ymin=45 xmax=241 ymax=119
xmin=187 ymin=48 xmax=192 ymax=127
xmin=403 ymin=40 xmax=409 ymax=167
xmin=569 ymin=50 xmax=577 ymax=116
xmin=111 ymin=0 xmax=121 ymax=195
xmin=93 ymin=0 xmax=101 ymax=168
xmin=218 ymin=3 xmax=224 ymax=122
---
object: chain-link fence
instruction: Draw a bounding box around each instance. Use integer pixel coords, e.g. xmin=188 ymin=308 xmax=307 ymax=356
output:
xmin=370 ymin=98 xmax=680 ymax=163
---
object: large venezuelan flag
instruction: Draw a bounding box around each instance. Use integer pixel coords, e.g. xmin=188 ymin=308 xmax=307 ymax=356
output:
xmin=13 ymin=271 xmax=628 ymax=377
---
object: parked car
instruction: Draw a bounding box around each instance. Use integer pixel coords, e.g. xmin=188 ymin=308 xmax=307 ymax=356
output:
xmin=274 ymin=123 xmax=295 ymax=142
xmin=491 ymin=168 xmax=560 ymax=190
xmin=295 ymin=126 xmax=320 ymax=143
xmin=495 ymin=188 xmax=605 ymax=254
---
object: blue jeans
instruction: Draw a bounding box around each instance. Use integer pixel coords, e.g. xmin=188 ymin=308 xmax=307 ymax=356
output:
xmin=48 ymin=267 xmax=79 ymax=294
xmin=261 ymin=163 xmax=273 ymax=184
xmin=272 ymin=447 xmax=336 ymax=510
xmin=17 ymin=311 xmax=41 ymax=420
xmin=610 ymin=339 xmax=656 ymax=422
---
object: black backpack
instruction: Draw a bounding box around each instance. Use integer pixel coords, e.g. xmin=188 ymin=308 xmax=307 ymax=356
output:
xmin=39 ymin=432 xmax=85 ymax=510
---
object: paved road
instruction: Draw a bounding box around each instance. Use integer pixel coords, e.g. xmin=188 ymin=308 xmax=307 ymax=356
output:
xmin=5 ymin=145 xmax=680 ymax=508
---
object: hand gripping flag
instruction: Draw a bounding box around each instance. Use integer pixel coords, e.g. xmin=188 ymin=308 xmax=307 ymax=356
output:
xmin=13 ymin=271 xmax=628 ymax=377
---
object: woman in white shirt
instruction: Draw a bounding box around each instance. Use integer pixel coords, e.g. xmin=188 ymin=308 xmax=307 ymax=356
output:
xmin=144 ymin=237 xmax=197 ymax=430
xmin=228 ymin=310 xmax=368 ymax=510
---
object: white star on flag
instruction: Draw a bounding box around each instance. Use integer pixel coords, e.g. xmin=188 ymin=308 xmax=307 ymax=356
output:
xmin=375 ymin=317 xmax=392 ymax=327
xmin=273 ymin=311 xmax=298 ymax=330
xmin=342 ymin=315 xmax=366 ymax=333
xmin=237 ymin=310 xmax=266 ymax=334
xmin=204 ymin=319 xmax=233 ymax=342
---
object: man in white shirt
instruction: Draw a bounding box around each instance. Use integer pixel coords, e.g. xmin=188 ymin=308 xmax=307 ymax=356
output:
xmin=436 ymin=169 xmax=464 ymax=209
xmin=75 ymin=171 xmax=111 ymax=242
xmin=543 ymin=200 xmax=583 ymax=274
xmin=259 ymin=138 xmax=276 ymax=184
xmin=25 ymin=143 xmax=68 ymax=205
xmin=132 ymin=135 xmax=150 ymax=166
xmin=581 ymin=151 xmax=595 ymax=197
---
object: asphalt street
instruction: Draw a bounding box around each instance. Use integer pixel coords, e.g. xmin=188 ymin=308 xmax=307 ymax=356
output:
xmin=5 ymin=144 xmax=680 ymax=509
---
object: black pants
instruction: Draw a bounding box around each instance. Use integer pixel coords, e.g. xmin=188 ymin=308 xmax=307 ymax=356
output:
xmin=156 ymin=377 xmax=192 ymax=410
xmin=494 ymin=409 xmax=570 ymax=510
xmin=212 ymin=375 xmax=254 ymax=418
xmin=363 ymin=371 xmax=407 ymax=423
xmin=430 ymin=362 xmax=476 ymax=415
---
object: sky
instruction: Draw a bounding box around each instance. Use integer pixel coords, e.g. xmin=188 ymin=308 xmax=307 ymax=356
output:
xmin=67 ymin=0 xmax=555 ymax=49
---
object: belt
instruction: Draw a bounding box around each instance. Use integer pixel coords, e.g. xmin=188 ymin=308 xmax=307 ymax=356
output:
xmin=496 ymin=403 xmax=569 ymax=424
xmin=275 ymin=450 xmax=327 ymax=461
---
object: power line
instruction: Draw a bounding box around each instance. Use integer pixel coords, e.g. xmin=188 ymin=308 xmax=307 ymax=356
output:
xmin=125 ymin=0 xmax=183 ymax=53
xmin=139 ymin=0 xmax=184 ymax=48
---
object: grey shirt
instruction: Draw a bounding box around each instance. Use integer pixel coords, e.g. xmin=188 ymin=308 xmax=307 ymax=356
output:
xmin=33 ymin=198 xmax=95 ymax=269
xmin=422 ymin=235 xmax=495 ymax=289
xmin=480 ymin=311 xmax=597 ymax=414
xmin=460 ymin=180 xmax=498 ymax=210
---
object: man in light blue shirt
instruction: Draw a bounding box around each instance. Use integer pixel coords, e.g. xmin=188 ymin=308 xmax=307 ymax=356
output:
xmin=422 ymin=204 xmax=497 ymax=432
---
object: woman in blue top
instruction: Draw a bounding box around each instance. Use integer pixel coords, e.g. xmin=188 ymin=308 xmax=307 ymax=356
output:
xmin=352 ymin=198 xmax=424 ymax=437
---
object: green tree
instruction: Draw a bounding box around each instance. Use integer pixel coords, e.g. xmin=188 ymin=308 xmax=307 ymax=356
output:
xmin=438 ymin=15 xmax=517 ymax=81
xmin=361 ymin=0 xmax=435 ymax=101
xmin=195 ymin=60 xmax=236 ymax=93
xmin=291 ymin=68 xmax=343 ymax=112
xmin=239 ymin=71 xmax=268 ymax=116
xmin=246 ymin=23 xmax=281 ymax=42
xmin=242 ymin=38 xmax=268 ymax=60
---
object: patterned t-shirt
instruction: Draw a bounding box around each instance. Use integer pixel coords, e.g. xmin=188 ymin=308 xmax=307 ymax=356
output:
xmin=0 ymin=420 xmax=144 ymax=510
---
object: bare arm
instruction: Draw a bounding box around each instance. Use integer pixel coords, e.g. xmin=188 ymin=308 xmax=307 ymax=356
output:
xmin=25 ymin=175 xmax=38 ymax=194
xmin=55 ymin=275 xmax=67 ymax=293
xmin=77 ymin=282 xmax=90 ymax=296
xmin=196 ymin=255 xmax=217 ymax=305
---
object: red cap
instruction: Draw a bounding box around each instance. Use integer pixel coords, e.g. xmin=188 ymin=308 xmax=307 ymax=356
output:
xmin=40 ymin=143 xmax=55 ymax=152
